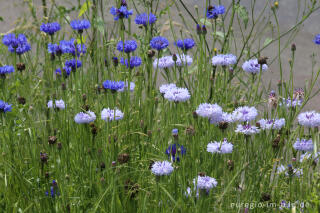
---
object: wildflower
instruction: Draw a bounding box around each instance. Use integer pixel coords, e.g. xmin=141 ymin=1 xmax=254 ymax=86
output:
xmin=135 ymin=13 xmax=157 ymax=25
xmin=159 ymin=83 xmax=177 ymax=94
xmin=120 ymin=56 xmax=142 ymax=68
xmin=300 ymin=152 xmax=320 ymax=163
xmin=48 ymin=43 xmax=60 ymax=54
xmin=153 ymin=56 xmax=175 ymax=69
xmin=101 ymin=108 xmax=124 ymax=121
xmin=196 ymin=103 xmax=223 ymax=121
xmin=277 ymin=164 xmax=303 ymax=177
xmin=165 ymin=144 xmax=186 ymax=162
xmin=281 ymin=98 xmax=302 ymax=108
xmin=40 ymin=152 xmax=48 ymax=163
xmin=0 ymin=100 xmax=12 ymax=113
xmin=110 ymin=6 xmax=133 ymax=21
xmin=116 ymin=40 xmax=138 ymax=53
xmin=45 ymin=180 xmax=60 ymax=198
xmin=207 ymin=139 xmax=233 ymax=154
xmin=55 ymin=67 xmax=71 ymax=77
xmin=47 ymin=100 xmax=65 ymax=110
xmin=0 ymin=65 xmax=14 ymax=76
xmin=74 ymin=111 xmax=96 ymax=124
xmin=232 ymin=106 xmax=258 ymax=122
xmin=293 ymin=138 xmax=313 ymax=152
xmin=242 ymin=59 xmax=268 ymax=74
xmin=103 ymin=80 xmax=125 ymax=92
xmin=150 ymin=36 xmax=169 ymax=51
xmin=70 ymin=19 xmax=91 ymax=33
xmin=164 ymin=87 xmax=191 ymax=102
xmin=206 ymin=5 xmax=225 ymax=19
xmin=58 ymin=39 xmax=86 ymax=56
xmin=235 ymin=124 xmax=260 ymax=135
xmin=2 ymin=33 xmax=31 ymax=55
xmin=313 ymin=34 xmax=320 ymax=45
xmin=175 ymin=54 xmax=193 ymax=66
xmin=211 ymin=54 xmax=237 ymax=66
xmin=297 ymin=111 xmax=320 ymax=127
xmin=118 ymin=81 xmax=135 ymax=92
xmin=193 ymin=175 xmax=218 ymax=190
xmin=65 ymin=59 xmax=82 ymax=71
xmin=151 ymin=161 xmax=174 ymax=176
xmin=40 ymin=22 xmax=61 ymax=35
xmin=257 ymin=118 xmax=285 ymax=130
xmin=175 ymin=38 xmax=195 ymax=51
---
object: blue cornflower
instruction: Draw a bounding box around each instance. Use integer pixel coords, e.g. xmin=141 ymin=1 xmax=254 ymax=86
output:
xmin=48 ymin=43 xmax=61 ymax=54
xmin=0 ymin=100 xmax=12 ymax=113
xmin=313 ymin=34 xmax=320 ymax=45
xmin=70 ymin=19 xmax=91 ymax=33
xmin=55 ymin=67 xmax=72 ymax=77
xmin=206 ymin=5 xmax=225 ymax=19
xmin=242 ymin=59 xmax=268 ymax=74
xmin=40 ymin=22 xmax=61 ymax=35
xmin=172 ymin=128 xmax=178 ymax=136
xmin=103 ymin=80 xmax=125 ymax=91
xmin=293 ymin=138 xmax=313 ymax=152
xmin=58 ymin=39 xmax=86 ymax=56
xmin=110 ymin=6 xmax=133 ymax=21
xmin=150 ymin=36 xmax=169 ymax=51
xmin=120 ymin=56 xmax=142 ymax=68
xmin=165 ymin=144 xmax=186 ymax=162
xmin=116 ymin=40 xmax=138 ymax=53
xmin=0 ymin=65 xmax=14 ymax=75
xmin=45 ymin=180 xmax=60 ymax=198
xmin=175 ymin=38 xmax=195 ymax=51
xmin=2 ymin=33 xmax=31 ymax=55
xmin=65 ymin=59 xmax=82 ymax=70
xmin=135 ymin=13 xmax=157 ymax=25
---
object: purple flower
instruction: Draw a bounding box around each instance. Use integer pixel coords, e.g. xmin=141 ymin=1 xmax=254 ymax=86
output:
xmin=65 ymin=59 xmax=82 ymax=70
xmin=151 ymin=161 xmax=174 ymax=176
xmin=175 ymin=38 xmax=195 ymax=51
xmin=101 ymin=108 xmax=124 ymax=121
xmin=116 ymin=40 xmax=137 ymax=53
xmin=206 ymin=5 xmax=225 ymax=19
xmin=194 ymin=175 xmax=218 ymax=190
xmin=40 ymin=22 xmax=61 ymax=35
xmin=135 ymin=13 xmax=157 ymax=25
xmin=47 ymin=100 xmax=65 ymax=109
xmin=300 ymin=152 xmax=320 ymax=163
xmin=207 ymin=138 xmax=233 ymax=154
xmin=120 ymin=56 xmax=142 ymax=68
xmin=103 ymin=80 xmax=125 ymax=91
xmin=314 ymin=34 xmax=320 ymax=45
xmin=153 ymin=56 xmax=174 ymax=69
xmin=232 ymin=106 xmax=258 ymax=122
xmin=0 ymin=65 xmax=14 ymax=75
xmin=196 ymin=103 xmax=223 ymax=120
xmin=258 ymin=118 xmax=285 ymax=130
xmin=150 ymin=36 xmax=169 ymax=51
xmin=110 ymin=6 xmax=133 ymax=21
xmin=281 ymin=98 xmax=302 ymax=108
xmin=2 ymin=33 xmax=31 ymax=55
xmin=297 ymin=111 xmax=320 ymax=127
xmin=164 ymin=87 xmax=191 ymax=102
xmin=0 ymin=100 xmax=12 ymax=113
xmin=159 ymin=83 xmax=177 ymax=94
xmin=211 ymin=54 xmax=237 ymax=66
xmin=165 ymin=144 xmax=186 ymax=162
xmin=118 ymin=81 xmax=135 ymax=92
xmin=235 ymin=124 xmax=260 ymax=135
xmin=242 ymin=59 xmax=268 ymax=74
xmin=293 ymin=138 xmax=313 ymax=152
xmin=74 ymin=111 xmax=96 ymax=124
xmin=70 ymin=19 xmax=91 ymax=32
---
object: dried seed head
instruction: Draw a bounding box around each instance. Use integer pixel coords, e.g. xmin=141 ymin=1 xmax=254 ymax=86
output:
xmin=48 ymin=136 xmax=57 ymax=145
xmin=117 ymin=153 xmax=130 ymax=164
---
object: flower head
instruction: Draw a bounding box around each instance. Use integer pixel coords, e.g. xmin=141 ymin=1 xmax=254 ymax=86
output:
xmin=211 ymin=54 xmax=237 ymax=66
xmin=65 ymin=59 xmax=82 ymax=70
xmin=277 ymin=164 xmax=303 ymax=177
xmin=40 ymin=22 xmax=61 ymax=35
xmin=159 ymin=83 xmax=177 ymax=94
xmin=193 ymin=175 xmax=218 ymax=190
xmin=135 ymin=13 xmax=157 ymax=25
xmin=70 ymin=19 xmax=91 ymax=32
xmin=207 ymin=139 xmax=233 ymax=154
xmin=74 ymin=111 xmax=96 ymax=124
xmin=47 ymin=99 xmax=65 ymax=110
xmin=297 ymin=111 xmax=320 ymax=127
xmin=300 ymin=152 xmax=320 ymax=163
xmin=165 ymin=144 xmax=186 ymax=162
xmin=103 ymin=80 xmax=125 ymax=91
xmin=0 ymin=100 xmax=12 ymax=113
xmin=0 ymin=65 xmax=14 ymax=75
xmin=110 ymin=6 xmax=133 ymax=21
xmin=2 ymin=33 xmax=31 ymax=55
xmin=175 ymin=38 xmax=195 ymax=51
xmin=232 ymin=106 xmax=258 ymax=122
xmin=235 ymin=124 xmax=260 ymax=135
xmin=206 ymin=5 xmax=225 ymax=19
xmin=281 ymin=98 xmax=302 ymax=108
xmin=150 ymin=36 xmax=169 ymax=51
xmin=118 ymin=81 xmax=135 ymax=92
xmin=242 ymin=59 xmax=268 ymax=74
xmin=164 ymin=87 xmax=191 ymax=102
xmin=101 ymin=108 xmax=124 ymax=122
xmin=151 ymin=161 xmax=174 ymax=176
xmin=257 ymin=118 xmax=285 ymax=130
xmin=175 ymin=54 xmax=193 ymax=66
xmin=196 ymin=103 xmax=223 ymax=121
xmin=120 ymin=56 xmax=142 ymax=68
xmin=116 ymin=40 xmax=137 ymax=53
xmin=293 ymin=138 xmax=313 ymax=152
xmin=314 ymin=34 xmax=320 ymax=45
xmin=153 ymin=56 xmax=174 ymax=69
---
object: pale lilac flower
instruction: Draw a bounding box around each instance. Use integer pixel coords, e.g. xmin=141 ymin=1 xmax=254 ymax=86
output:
xmin=193 ymin=175 xmax=218 ymax=190
xmin=196 ymin=103 xmax=223 ymax=119
xmin=258 ymin=118 xmax=285 ymax=130
xmin=101 ymin=108 xmax=124 ymax=122
xmin=235 ymin=124 xmax=260 ymax=135
xmin=47 ymin=99 xmax=65 ymax=110
xmin=232 ymin=106 xmax=258 ymax=122
xmin=211 ymin=54 xmax=237 ymax=66
xmin=74 ymin=111 xmax=96 ymax=124
xmin=151 ymin=161 xmax=174 ymax=176
xmin=293 ymin=138 xmax=313 ymax=152
xmin=207 ymin=139 xmax=233 ymax=154
xmin=164 ymin=87 xmax=190 ymax=102
xmin=175 ymin=54 xmax=193 ymax=66
xmin=242 ymin=59 xmax=268 ymax=74
xmin=159 ymin=83 xmax=177 ymax=94
xmin=153 ymin=56 xmax=175 ymax=69
xmin=297 ymin=111 xmax=320 ymax=127
xmin=300 ymin=152 xmax=320 ymax=163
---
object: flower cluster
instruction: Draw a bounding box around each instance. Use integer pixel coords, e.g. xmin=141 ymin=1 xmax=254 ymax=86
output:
xmin=257 ymin=118 xmax=285 ymax=130
xmin=40 ymin=22 xmax=61 ymax=35
xmin=2 ymin=33 xmax=31 ymax=55
xmin=120 ymin=56 xmax=142 ymax=68
xmin=0 ymin=65 xmax=14 ymax=76
xmin=0 ymin=100 xmax=12 ymax=113
xmin=103 ymin=80 xmax=125 ymax=92
xmin=211 ymin=54 xmax=237 ymax=66
xmin=293 ymin=138 xmax=313 ymax=152
xmin=135 ymin=13 xmax=157 ymax=25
